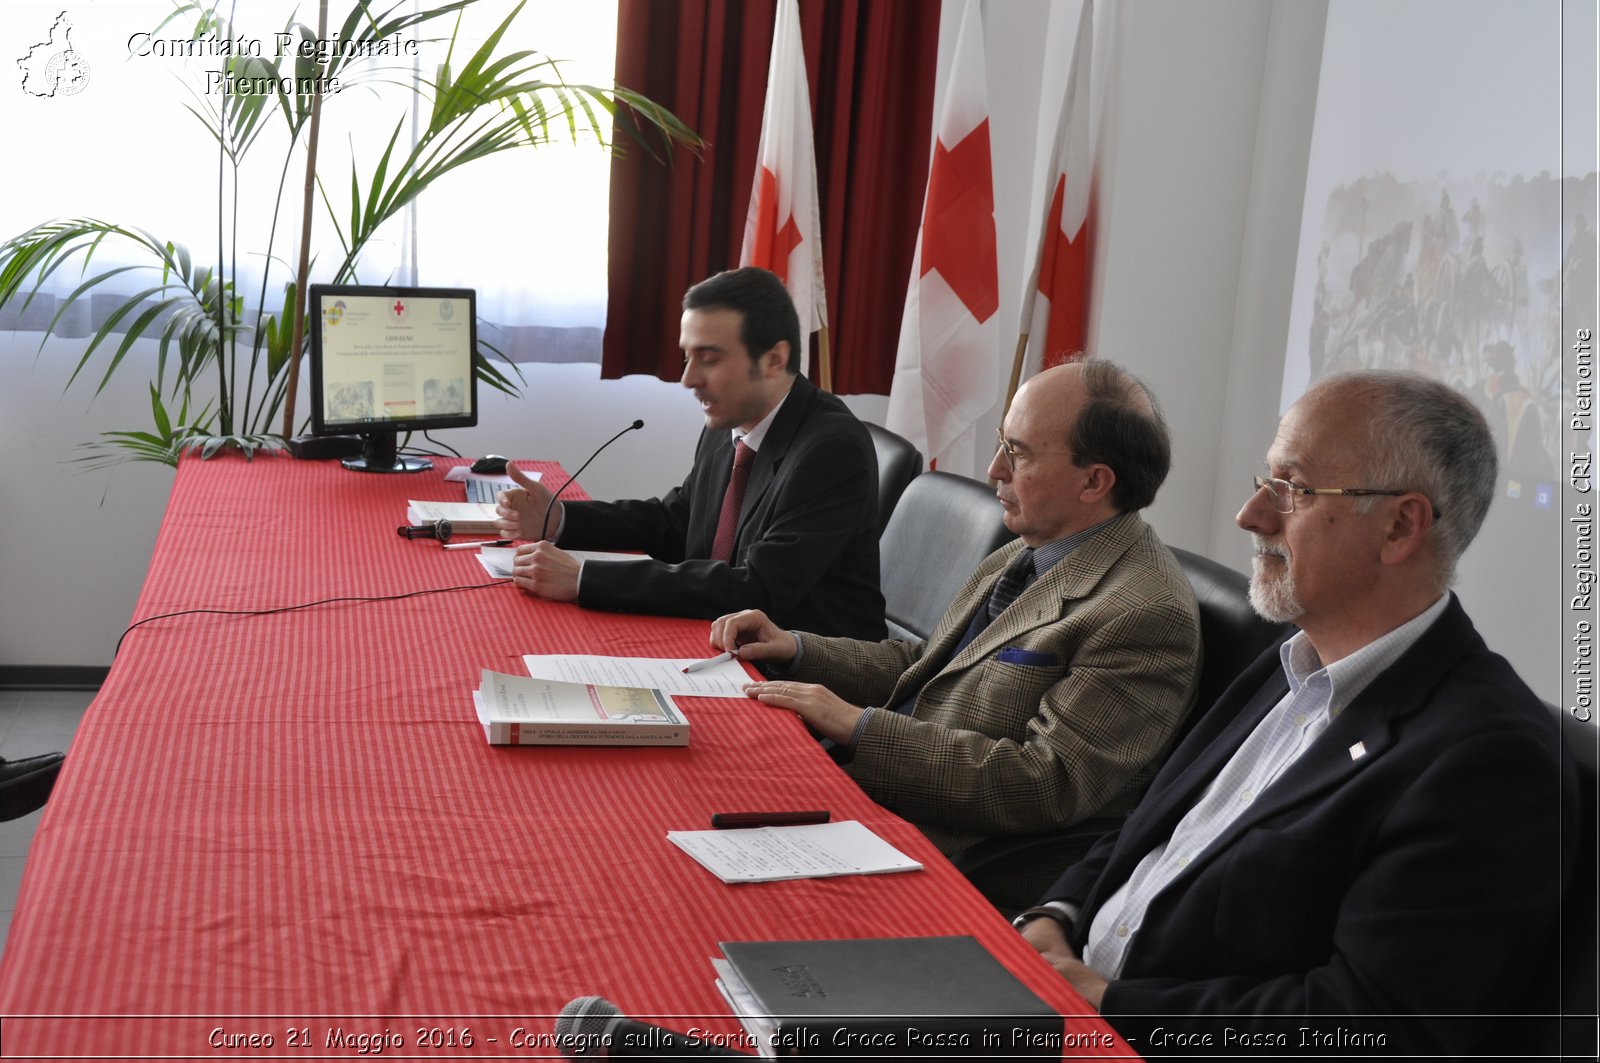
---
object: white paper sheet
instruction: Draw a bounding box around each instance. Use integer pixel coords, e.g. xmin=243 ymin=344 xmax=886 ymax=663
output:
xmin=712 ymin=960 xmax=779 ymax=1057
xmin=443 ymin=465 xmax=540 ymax=485
xmin=476 ymin=546 xmax=516 ymax=578
xmin=521 ymin=653 xmax=754 ymax=698
xmin=474 ymin=547 xmax=642 ymax=580
xmin=667 ymin=821 xmax=923 ymax=884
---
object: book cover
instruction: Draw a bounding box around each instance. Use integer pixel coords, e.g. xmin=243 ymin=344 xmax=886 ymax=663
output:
xmin=475 ymin=670 xmax=689 ymax=746
xmin=717 ymin=936 xmax=1062 ymax=1057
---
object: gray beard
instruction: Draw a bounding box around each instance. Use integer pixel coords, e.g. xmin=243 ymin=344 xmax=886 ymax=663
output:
xmin=1247 ymin=537 xmax=1305 ymax=623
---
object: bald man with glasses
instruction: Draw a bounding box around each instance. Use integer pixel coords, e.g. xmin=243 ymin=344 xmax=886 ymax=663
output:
xmin=713 ymin=361 xmax=1201 ymax=908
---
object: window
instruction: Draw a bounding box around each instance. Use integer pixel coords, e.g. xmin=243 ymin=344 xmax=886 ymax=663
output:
xmin=2 ymin=0 xmax=620 ymax=362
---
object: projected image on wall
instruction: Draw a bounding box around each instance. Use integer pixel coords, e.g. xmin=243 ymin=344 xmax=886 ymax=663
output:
xmin=1303 ymin=174 xmax=1593 ymax=487
xmin=1280 ymin=0 xmax=1595 ymax=703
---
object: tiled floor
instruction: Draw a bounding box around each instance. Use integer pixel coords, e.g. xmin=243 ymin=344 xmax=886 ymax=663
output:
xmin=0 ymin=689 xmax=93 ymax=953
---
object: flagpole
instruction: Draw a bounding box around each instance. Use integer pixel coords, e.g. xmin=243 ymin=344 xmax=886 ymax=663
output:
xmin=816 ymin=325 xmax=834 ymax=392
xmin=989 ymin=330 xmax=1031 ymax=486
xmin=1004 ymin=332 xmax=1029 ymax=414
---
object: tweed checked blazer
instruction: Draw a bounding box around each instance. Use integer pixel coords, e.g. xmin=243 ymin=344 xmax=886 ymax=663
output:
xmin=791 ymin=510 xmax=1200 ymax=862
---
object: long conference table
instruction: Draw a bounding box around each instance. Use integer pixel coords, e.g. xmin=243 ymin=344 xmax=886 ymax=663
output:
xmin=0 ymin=454 xmax=1134 ymax=1059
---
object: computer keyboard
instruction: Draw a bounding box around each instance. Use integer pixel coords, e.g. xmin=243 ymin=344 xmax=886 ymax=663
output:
xmin=465 ymin=477 xmax=503 ymax=504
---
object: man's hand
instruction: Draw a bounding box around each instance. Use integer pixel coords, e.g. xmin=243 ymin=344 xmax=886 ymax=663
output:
xmin=1050 ymin=955 xmax=1107 ymax=1011
xmin=495 ymin=463 xmax=561 ymax=541
xmin=510 ymin=541 xmax=580 ymax=601
xmin=741 ymin=679 xmax=864 ymax=745
xmin=709 ymin=609 xmax=799 ymax=665
xmin=1018 ymin=916 xmax=1106 ymax=1011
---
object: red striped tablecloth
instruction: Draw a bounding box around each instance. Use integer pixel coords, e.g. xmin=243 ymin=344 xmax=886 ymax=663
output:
xmin=0 ymin=454 xmax=1133 ymax=1060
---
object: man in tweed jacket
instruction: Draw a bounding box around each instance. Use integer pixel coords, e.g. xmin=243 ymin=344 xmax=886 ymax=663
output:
xmin=713 ymin=361 xmax=1201 ymax=881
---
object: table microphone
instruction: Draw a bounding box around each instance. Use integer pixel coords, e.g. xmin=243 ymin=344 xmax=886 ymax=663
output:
xmin=553 ymin=996 xmax=746 ymax=1058
xmin=539 ymin=419 xmax=645 ymax=541
xmin=397 ymin=519 xmax=452 ymax=542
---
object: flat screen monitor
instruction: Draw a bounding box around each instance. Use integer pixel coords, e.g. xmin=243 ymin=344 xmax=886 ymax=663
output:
xmin=308 ymin=284 xmax=478 ymax=472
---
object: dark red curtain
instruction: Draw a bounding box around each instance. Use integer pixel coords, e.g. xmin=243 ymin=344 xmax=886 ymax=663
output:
xmin=603 ymin=0 xmax=939 ymax=395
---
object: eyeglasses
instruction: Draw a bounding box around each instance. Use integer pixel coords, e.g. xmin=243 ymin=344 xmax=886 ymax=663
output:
xmin=995 ymin=427 xmax=1074 ymax=472
xmin=1251 ymin=475 xmax=1437 ymax=517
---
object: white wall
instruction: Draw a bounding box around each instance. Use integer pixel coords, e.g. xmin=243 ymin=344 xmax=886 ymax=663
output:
xmin=932 ymin=0 xmax=1325 ymax=577
xmin=1097 ymin=0 xmax=1328 ymax=576
xmin=0 ymin=340 xmax=173 ymax=669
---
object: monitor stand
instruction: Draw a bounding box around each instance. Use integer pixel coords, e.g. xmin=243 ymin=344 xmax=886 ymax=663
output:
xmin=342 ymin=431 xmax=431 ymax=473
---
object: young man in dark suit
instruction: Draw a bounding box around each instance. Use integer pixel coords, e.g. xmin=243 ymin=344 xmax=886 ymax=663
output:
xmin=494 ymin=267 xmax=885 ymax=639
xmin=1015 ymin=370 xmax=1577 ymax=1057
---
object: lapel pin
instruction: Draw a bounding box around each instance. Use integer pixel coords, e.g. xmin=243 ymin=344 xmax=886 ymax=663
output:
xmin=1348 ymin=741 xmax=1367 ymax=761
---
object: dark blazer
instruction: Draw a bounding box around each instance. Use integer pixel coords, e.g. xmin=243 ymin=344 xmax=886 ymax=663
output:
xmin=1041 ymin=595 xmax=1577 ymax=1057
xmin=559 ymin=375 xmax=886 ymax=639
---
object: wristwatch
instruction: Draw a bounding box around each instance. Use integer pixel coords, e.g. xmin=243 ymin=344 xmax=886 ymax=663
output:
xmin=1011 ymin=905 xmax=1074 ymax=935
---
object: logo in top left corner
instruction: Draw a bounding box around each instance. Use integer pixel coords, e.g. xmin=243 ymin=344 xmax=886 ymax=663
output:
xmin=17 ymin=12 xmax=91 ymax=98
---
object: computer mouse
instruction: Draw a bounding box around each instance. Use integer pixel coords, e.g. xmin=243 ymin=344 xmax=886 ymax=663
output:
xmin=471 ymin=454 xmax=509 ymax=475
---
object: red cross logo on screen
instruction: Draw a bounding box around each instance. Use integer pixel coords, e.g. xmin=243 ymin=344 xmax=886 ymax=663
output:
xmin=391 ymin=299 xmax=408 ymax=321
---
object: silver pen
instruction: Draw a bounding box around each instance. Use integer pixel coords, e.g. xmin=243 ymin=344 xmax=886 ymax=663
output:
xmin=682 ymin=650 xmax=735 ymax=673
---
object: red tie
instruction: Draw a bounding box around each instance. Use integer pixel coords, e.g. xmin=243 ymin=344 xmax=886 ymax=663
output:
xmin=710 ymin=440 xmax=754 ymax=563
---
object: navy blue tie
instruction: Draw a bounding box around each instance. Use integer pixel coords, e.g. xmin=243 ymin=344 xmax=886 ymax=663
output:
xmin=889 ymin=547 xmax=1037 ymax=719
xmin=985 ymin=547 xmax=1037 ymax=624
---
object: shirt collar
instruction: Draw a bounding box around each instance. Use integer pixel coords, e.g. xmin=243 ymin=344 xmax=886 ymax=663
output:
xmin=732 ymin=388 xmax=791 ymax=452
xmin=1280 ymin=593 xmax=1451 ymax=715
xmin=1029 ymin=513 xmax=1121 ymax=578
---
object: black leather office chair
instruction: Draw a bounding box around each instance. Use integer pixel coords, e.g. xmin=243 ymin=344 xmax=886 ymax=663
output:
xmin=865 ymin=422 xmax=924 ymax=535
xmin=1168 ymin=547 xmax=1293 ymax=715
xmin=955 ymin=546 xmax=1290 ymax=915
xmin=879 ymin=471 xmax=1015 ymax=642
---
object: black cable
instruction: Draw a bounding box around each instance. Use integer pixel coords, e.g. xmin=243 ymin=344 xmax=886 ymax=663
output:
xmin=540 ymin=419 xmax=645 ymax=541
xmin=114 ymin=579 xmax=514 ymax=658
xmin=416 ymin=431 xmax=463 ymax=458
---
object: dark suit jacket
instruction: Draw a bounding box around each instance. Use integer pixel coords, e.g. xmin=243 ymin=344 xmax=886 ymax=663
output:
xmin=559 ymin=375 xmax=886 ymax=639
xmin=1041 ymin=595 xmax=1577 ymax=1057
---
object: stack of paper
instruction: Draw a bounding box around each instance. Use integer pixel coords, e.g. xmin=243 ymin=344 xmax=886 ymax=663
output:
xmin=666 ymin=821 xmax=922 ymax=884
xmin=407 ymin=499 xmax=499 ymax=535
xmin=522 ymin=653 xmax=752 ymax=698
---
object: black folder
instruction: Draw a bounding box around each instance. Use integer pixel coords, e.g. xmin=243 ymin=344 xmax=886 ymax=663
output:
xmin=717 ymin=935 xmax=1063 ymax=1057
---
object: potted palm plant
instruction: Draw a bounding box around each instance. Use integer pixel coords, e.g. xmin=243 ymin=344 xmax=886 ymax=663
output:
xmin=0 ymin=0 xmax=698 ymax=466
